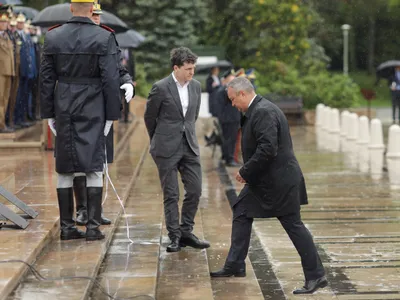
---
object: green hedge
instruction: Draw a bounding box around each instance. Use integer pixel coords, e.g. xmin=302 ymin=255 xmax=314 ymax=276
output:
xmin=256 ymin=61 xmax=363 ymax=109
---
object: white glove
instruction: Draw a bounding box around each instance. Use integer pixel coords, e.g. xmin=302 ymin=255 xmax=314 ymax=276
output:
xmin=48 ymin=118 xmax=56 ymax=136
xmin=104 ymin=120 xmax=113 ymax=136
xmin=120 ymin=83 xmax=134 ymax=103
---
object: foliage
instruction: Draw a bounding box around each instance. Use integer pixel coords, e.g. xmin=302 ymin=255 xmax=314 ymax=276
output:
xmin=200 ymin=0 xmax=252 ymax=67
xmin=134 ymin=63 xmax=152 ymax=98
xmin=245 ymin=0 xmax=320 ymax=73
xmin=256 ymin=61 xmax=362 ymax=109
xmin=106 ymin=0 xmax=208 ymax=81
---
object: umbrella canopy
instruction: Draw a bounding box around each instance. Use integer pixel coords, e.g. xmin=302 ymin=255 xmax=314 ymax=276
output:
xmin=195 ymin=60 xmax=233 ymax=73
xmin=32 ymin=3 xmax=128 ymax=33
xmin=13 ymin=6 xmax=39 ymax=20
xmin=0 ymin=0 xmax=22 ymax=5
xmin=116 ymin=29 xmax=145 ymax=48
xmin=376 ymin=60 xmax=400 ymax=79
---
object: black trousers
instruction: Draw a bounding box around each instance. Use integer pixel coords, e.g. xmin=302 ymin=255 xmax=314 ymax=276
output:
xmin=226 ymin=199 xmax=325 ymax=281
xmin=220 ymin=122 xmax=239 ymax=163
xmin=391 ymin=90 xmax=400 ymax=121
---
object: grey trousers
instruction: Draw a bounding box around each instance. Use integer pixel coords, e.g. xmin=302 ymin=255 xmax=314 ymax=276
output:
xmin=152 ymin=137 xmax=202 ymax=240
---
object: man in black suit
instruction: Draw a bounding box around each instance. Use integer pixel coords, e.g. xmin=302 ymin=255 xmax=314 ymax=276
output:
xmin=214 ymin=69 xmax=241 ymax=167
xmin=144 ymin=47 xmax=210 ymax=253
xmin=206 ymin=66 xmax=220 ymax=117
xmin=210 ymin=77 xmax=327 ymax=295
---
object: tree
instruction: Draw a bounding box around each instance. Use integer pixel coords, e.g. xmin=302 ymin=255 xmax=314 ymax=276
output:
xmin=200 ymin=0 xmax=252 ymax=66
xmin=102 ymin=0 xmax=208 ymax=81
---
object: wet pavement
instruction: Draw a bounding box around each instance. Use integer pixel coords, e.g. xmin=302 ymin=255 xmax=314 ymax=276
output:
xmin=1 ymin=108 xmax=400 ymax=299
xmin=223 ymin=126 xmax=400 ymax=299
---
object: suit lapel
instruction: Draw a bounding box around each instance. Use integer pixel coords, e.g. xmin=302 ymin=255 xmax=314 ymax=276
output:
xmin=186 ymin=82 xmax=194 ymax=119
xmin=167 ymin=75 xmax=184 ymax=117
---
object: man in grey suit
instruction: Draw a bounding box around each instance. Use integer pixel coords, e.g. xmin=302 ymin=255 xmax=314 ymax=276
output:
xmin=144 ymin=47 xmax=210 ymax=253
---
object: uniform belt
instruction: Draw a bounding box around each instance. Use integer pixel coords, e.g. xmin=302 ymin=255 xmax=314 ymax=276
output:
xmin=58 ymin=76 xmax=101 ymax=84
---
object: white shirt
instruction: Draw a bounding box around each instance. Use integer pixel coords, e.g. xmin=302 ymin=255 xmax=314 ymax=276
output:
xmin=248 ymin=94 xmax=257 ymax=108
xmin=211 ymin=74 xmax=220 ymax=86
xmin=172 ymin=72 xmax=189 ymax=116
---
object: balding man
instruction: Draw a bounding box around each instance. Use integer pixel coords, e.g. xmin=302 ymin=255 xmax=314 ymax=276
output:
xmin=210 ymin=77 xmax=327 ymax=295
xmin=40 ymin=0 xmax=121 ymax=241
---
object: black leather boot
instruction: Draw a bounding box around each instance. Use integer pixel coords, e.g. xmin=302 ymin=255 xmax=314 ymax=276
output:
xmin=73 ymin=176 xmax=88 ymax=226
xmin=86 ymin=187 xmax=105 ymax=241
xmin=57 ymin=188 xmax=85 ymax=240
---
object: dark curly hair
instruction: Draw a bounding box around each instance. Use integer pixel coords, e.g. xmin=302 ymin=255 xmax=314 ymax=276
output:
xmin=170 ymin=47 xmax=198 ymax=69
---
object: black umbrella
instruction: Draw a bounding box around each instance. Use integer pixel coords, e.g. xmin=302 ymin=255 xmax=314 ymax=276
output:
xmin=116 ymin=29 xmax=145 ymax=48
xmin=376 ymin=60 xmax=400 ymax=79
xmin=0 ymin=0 xmax=22 ymax=4
xmin=13 ymin=6 xmax=39 ymax=20
xmin=32 ymin=3 xmax=128 ymax=33
xmin=195 ymin=60 xmax=233 ymax=73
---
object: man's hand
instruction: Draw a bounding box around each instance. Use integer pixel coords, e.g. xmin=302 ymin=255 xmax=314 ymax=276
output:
xmin=236 ymin=172 xmax=246 ymax=184
xmin=120 ymin=83 xmax=134 ymax=103
xmin=104 ymin=120 xmax=113 ymax=136
xmin=48 ymin=118 xmax=56 ymax=136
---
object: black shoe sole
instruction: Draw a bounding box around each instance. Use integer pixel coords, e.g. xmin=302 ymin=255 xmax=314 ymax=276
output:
xmin=293 ymin=280 xmax=328 ymax=294
xmin=166 ymin=247 xmax=181 ymax=253
xmin=210 ymin=272 xmax=246 ymax=278
xmin=179 ymin=242 xmax=210 ymax=249
xmin=101 ymin=221 xmax=112 ymax=225
xmin=75 ymin=221 xmax=87 ymax=226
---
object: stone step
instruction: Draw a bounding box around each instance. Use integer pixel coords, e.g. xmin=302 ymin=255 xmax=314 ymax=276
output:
xmin=4 ymin=118 xmax=147 ymax=300
xmin=199 ymin=154 xmax=265 ymax=300
xmin=89 ymin=153 xmax=162 ymax=299
xmin=155 ymin=212 xmax=214 ymax=300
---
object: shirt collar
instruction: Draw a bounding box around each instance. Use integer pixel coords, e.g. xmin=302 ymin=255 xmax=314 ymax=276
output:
xmin=248 ymin=94 xmax=257 ymax=108
xmin=171 ymin=72 xmax=189 ymax=88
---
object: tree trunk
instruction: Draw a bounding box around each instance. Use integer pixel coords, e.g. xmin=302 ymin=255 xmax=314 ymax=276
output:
xmin=367 ymin=15 xmax=376 ymax=75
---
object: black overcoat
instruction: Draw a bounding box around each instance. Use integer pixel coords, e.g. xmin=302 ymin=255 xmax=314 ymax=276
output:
xmin=236 ymin=95 xmax=308 ymax=218
xmin=40 ymin=17 xmax=121 ymax=173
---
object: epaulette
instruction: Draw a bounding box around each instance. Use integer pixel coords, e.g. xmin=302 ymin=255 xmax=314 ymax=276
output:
xmin=48 ymin=24 xmax=62 ymax=31
xmin=100 ymin=24 xmax=115 ymax=33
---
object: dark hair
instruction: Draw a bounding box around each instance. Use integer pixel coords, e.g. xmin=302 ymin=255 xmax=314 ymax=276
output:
xmin=170 ymin=47 xmax=198 ymax=68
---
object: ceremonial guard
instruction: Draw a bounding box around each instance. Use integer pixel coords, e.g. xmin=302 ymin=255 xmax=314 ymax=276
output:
xmin=0 ymin=13 xmax=15 ymax=133
xmin=40 ymin=0 xmax=121 ymax=241
xmin=6 ymin=15 xmax=21 ymax=131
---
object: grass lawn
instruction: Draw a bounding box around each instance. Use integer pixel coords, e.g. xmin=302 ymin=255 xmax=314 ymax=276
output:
xmin=347 ymin=70 xmax=391 ymax=107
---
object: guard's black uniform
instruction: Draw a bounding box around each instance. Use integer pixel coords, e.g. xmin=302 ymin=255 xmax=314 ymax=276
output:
xmin=40 ymin=17 xmax=121 ymax=173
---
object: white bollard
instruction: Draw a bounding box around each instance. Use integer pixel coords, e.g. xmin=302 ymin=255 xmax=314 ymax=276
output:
xmin=315 ymin=103 xmax=325 ymax=127
xmin=347 ymin=113 xmax=359 ymax=141
xmin=357 ymin=116 xmax=370 ymax=145
xmin=386 ymin=125 xmax=400 ymax=188
xmin=321 ymin=106 xmax=330 ymax=131
xmin=369 ymin=119 xmax=385 ymax=179
xmin=329 ymin=108 xmax=340 ymax=134
xmin=340 ymin=110 xmax=350 ymax=137
xmin=386 ymin=124 xmax=400 ymax=158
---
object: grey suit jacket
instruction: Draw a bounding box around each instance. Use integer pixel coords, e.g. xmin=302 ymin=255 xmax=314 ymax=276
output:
xmin=144 ymin=74 xmax=202 ymax=158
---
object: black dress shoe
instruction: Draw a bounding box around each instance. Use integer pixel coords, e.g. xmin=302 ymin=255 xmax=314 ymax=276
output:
xmin=225 ymin=161 xmax=242 ymax=167
xmin=180 ymin=234 xmax=210 ymax=249
xmin=101 ymin=214 xmax=112 ymax=225
xmin=293 ymin=276 xmax=328 ymax=294
xmin=210 ymin=266 xmax=246 ymax=278
xmin=166 ymin=238 xmax=181 ymax=253
xmin=60 ymin=227 xmax=86 ymax=240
